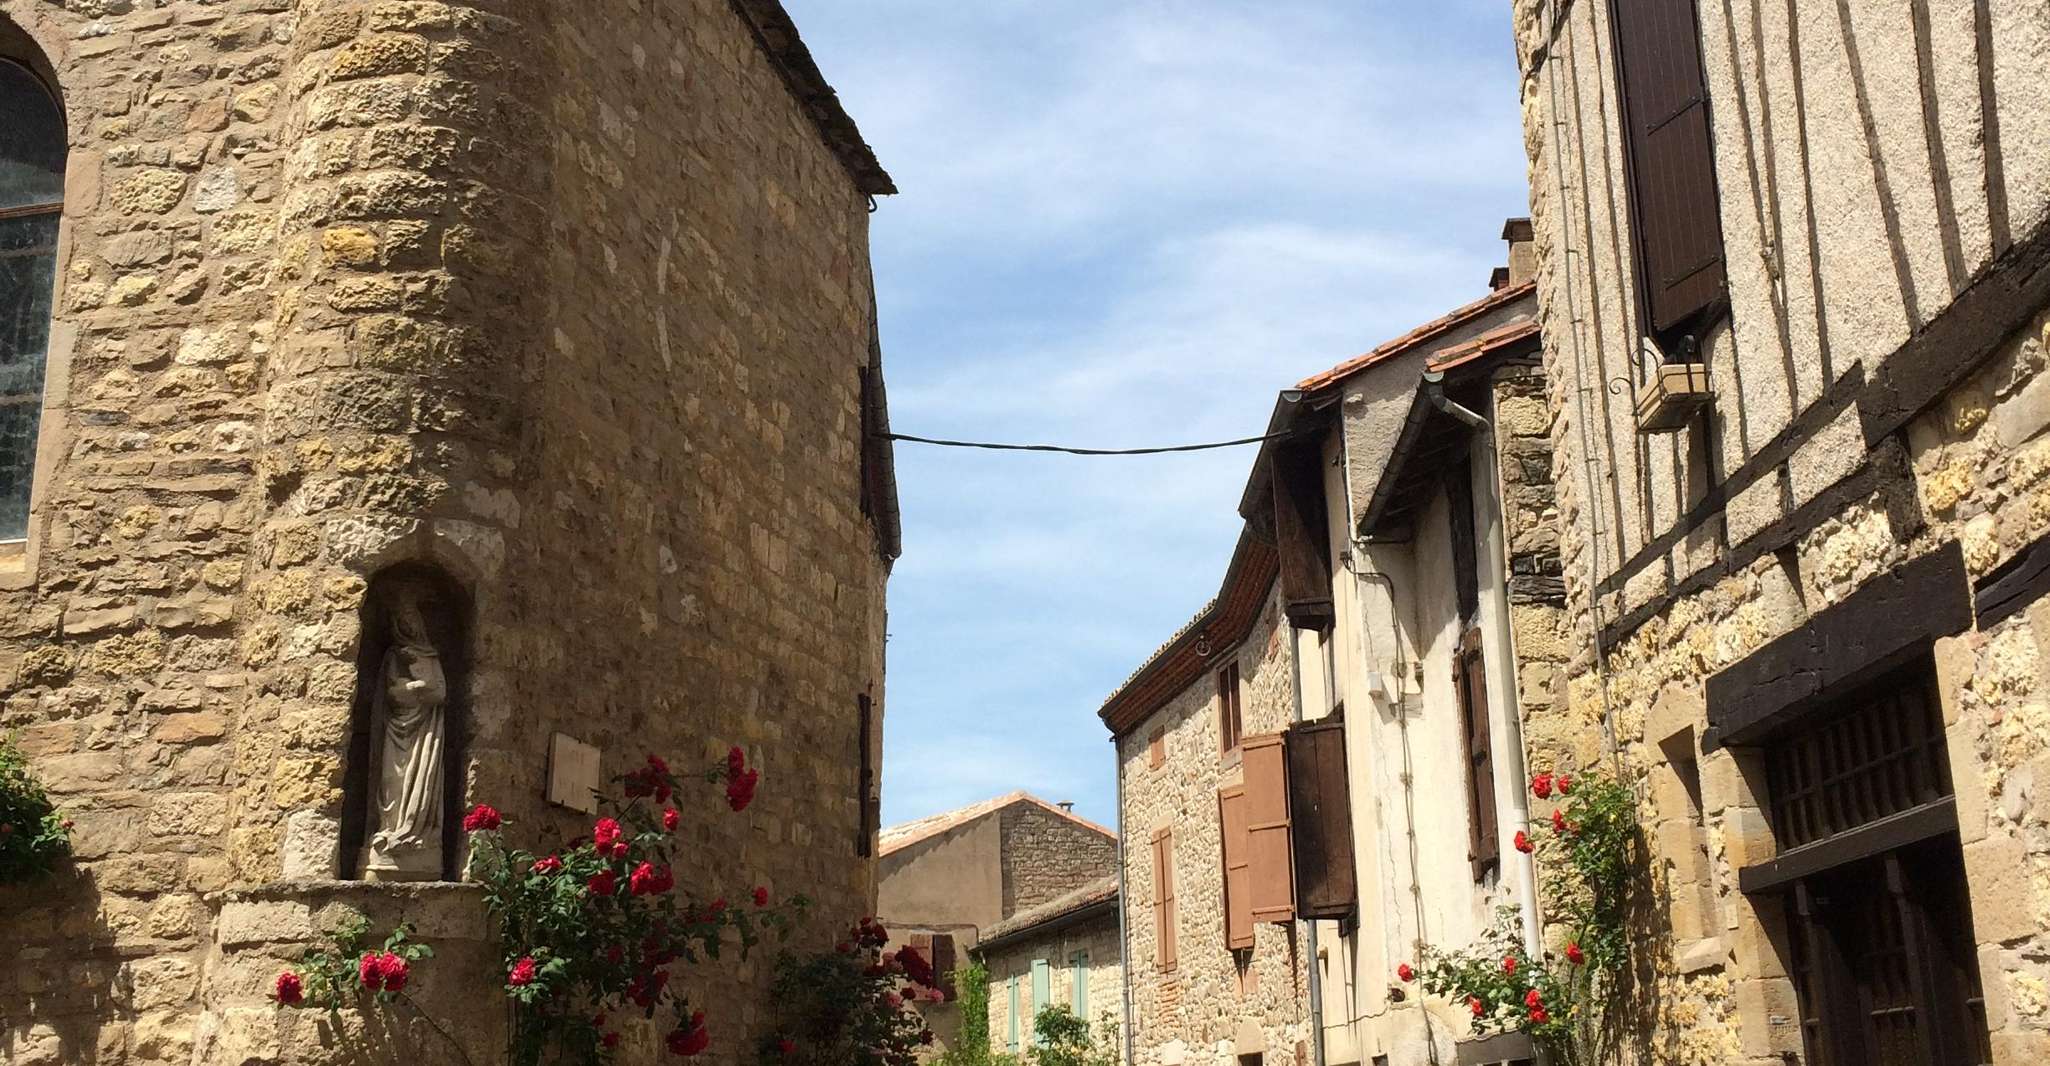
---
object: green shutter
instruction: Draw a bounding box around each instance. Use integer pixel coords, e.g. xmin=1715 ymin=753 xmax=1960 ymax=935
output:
xmin=1070 ymin=951 xmax=1089 ymax=1015
xmin=1007 ymin=976 xmax=1019 ymax=1051
xmin=1030 ymin=959 xmax=1050 ymax=1045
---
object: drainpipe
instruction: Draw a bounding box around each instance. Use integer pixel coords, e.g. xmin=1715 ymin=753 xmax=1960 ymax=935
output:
xmin=1113 ymin=747 xmax=1136 ymax=1065
xmin=1422 ymin=372 xmax=1544 ymax=961
xmin=1287 ymin=626 xmax=1328 ymax=1066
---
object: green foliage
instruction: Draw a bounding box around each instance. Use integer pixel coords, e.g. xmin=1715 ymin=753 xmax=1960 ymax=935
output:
xmin=0 ymin=734 xmax=71 ymax=884
xmin=956 ymin=958 xmax=991 ymax=1056
xmin=750 ymin=918 xmax=944 ymax=1066
xmin=1026 ymin=1006 xmax=1117 ymax=1066
xmin=290 ymin=915 xmax=434 ymax=1011
xmin=1412 ymin=772 xmax=1638 ymax=1066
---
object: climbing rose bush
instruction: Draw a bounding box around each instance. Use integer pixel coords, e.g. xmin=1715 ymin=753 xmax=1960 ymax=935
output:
xmin=275 ymin=747 xmax=805 ymax=1065
xmin=0 ymin=734 xmax=72 ymax=885
xmin=752 ymin=914 xmax=945 ymax=1066
xmin=1400 ymin=771 xmax=1636 ymax=1066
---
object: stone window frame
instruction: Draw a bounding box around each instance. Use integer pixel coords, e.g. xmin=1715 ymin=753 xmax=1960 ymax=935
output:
xmin=0 ymin=20 xmax=77 ymax=592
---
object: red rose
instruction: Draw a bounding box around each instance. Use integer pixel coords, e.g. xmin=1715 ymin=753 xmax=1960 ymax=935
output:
xmin=663 ymin=808 xmax=680 ymax=831
xmin=1396 ymin=963 xmax=1415 ymax=983
xmin=1551 ymin=809 xmax=1569 ymax=834
xmin=630 ymin=862 xmax=665 ymax=896
xmin=896 ymin=945 xmax=935 ymax=987
xmin=1514 ymin=830 xmax=1533 ymax=853
xmin=589 ymin=869 xmax=618 ymax=897
xmin=647 ymin=753 xmax=670 ymax=775
xmin=753 ymin=886 xmax=770 ymax=907
xmin=727 ymin=746 xmax=746 ymax=777
xmin=1566 ymin=942 xmax=1585 ymax=966
xmin=462 ymin=804 xmax=502 ymax=832
xmin=1502 ymin=955 xmax=1517 ymax=975
xmin=508 ymin=956 xmax=538 ymax=987
xmin=273 ymin=971 xmax=304 ymax=1005
xmin=0 ymin=824 xmax=12 ymax=835
xmin=1468 ymin=996 xmax=1485 ymax=1018
xmin=1556 ymin=774 xmax=1572 ymax=795
xmin=776 ymin=1038 xmax=797 ymax=1055
xmin=378 ymin=952 xmax=409 ymax=993
xmin=726 ymin=768 xmax=759 ymax=812
xmin=1524 ymin=988 xmax=1542 ymax=1008
xmin=593 ymin=817 xmax=623 ymax=849
xmin=1530 ymin=772 xmax=1554 ymax=799
xmin=667 ymin=1011 xmax=709 ymax=1056
xmin=1530 ymin=1006 xmax=1550 ymax=1024
xmin=602 ymin=1032 xmax=621 ymax=1049
xmin=611 ymin=841 xmax=630 ymax=860
xmin=359 ymin=952 xmax=385 ymax=991
xmin=534 ymin=854 xmax=562 ymax=875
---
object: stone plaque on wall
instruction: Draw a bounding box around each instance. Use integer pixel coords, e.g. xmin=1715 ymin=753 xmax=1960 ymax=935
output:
xmin=547 ymin=733 xmax=601 ymax=815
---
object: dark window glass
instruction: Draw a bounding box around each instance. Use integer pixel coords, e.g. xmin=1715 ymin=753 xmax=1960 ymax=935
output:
xmin=1 ymin=58 xmax=62 ymax=541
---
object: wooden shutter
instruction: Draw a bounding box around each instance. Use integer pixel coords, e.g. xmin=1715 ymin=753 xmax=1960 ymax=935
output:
xmin=1218 ymin=663 xmax=1243 ymax=754
xmin=1152 ymin=828 xmax=1178 ymax=970
xmin=1219 ymin=785 xmax=1254 ymax=950
xmin=1285 ymin=719 xmax=1357 ymax=920
xmin=1271 ymin=440 xmax=1335 ymax=630
xmin=1455 ymin=630 xmax=1499 ymax=880
xmin=1243 ymin=732 xmax=1297 ymax=922
xmin=858 ymin=693 xmax=877 ymax=857
xmin=1611 ymin=0 xmax=1727 ymax=337
xmin=931 ymin=934 xmax=958 ymax=1000
xmin=1147 ymin=727 xmax=1165 ymax=770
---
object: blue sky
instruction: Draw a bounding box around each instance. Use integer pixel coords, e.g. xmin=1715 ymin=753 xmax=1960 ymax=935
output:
xmin=782 ymin=1 xmax=1530 ymax=829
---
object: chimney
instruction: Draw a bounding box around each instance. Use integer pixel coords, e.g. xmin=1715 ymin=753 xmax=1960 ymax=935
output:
xmin=1502 ymin=217 xmax=1536 ymax=287
xmin=1057 ymin=801 xmax=1075 ymax=813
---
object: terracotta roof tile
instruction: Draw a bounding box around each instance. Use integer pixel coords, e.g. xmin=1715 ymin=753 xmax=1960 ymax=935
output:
xmin=1295 ymin=280 xmax=1536 ymax=393
xmin=879 ymin=792 xmax=1115 ymax=857
xmin=977 ymin=874 xmax=1120 ymax=947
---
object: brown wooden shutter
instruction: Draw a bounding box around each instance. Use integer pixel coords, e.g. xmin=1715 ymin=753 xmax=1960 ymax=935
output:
xmin=931 ymin=934 xmax=958 ymax=1000
xmin=1148 ymin=727 xmax=1165 ymax=770
xmin=1611 ymin=0 xmax=1728 ymax=339
xmin=1285 ymin=719 xmax=1356 ymax=920
xmin=1152 ymin=828 xmax=1177 ymax=970
xmin=1242 ymin=732 xmax=1297 ymax=922
xmin=858 ymin=693 xmax=877 ymax=857
xmin=1218 ymin=785 xmax=1254 ymax=950
xmin=1271 ymin=441 xmax=1335 ymax=630
xmin=1218 ymin=663 xmax=1243 ymax=754
xmin=1455 ymin=630 xmax=1499 ymax=880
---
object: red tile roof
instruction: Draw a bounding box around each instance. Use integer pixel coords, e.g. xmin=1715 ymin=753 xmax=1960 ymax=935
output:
xmin=1294 ymin=280 xmax=1536 ymax=393
xmin=879 ymin=792 xmax=1115 ymax=857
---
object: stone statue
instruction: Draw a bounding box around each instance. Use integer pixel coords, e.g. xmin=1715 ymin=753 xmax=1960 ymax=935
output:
xmin=363 ymin=588 xmax=448 ymax=879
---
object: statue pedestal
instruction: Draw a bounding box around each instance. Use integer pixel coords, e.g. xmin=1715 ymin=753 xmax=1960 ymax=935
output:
xmin=362 ymin=843 xmax=442 ymax=881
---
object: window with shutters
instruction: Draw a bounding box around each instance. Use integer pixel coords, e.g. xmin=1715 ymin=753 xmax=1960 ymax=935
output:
xmin=1147 ymin=727 xmax=1165 ymax=770
xmin=1272 ymin=439 xmax=1334 ymax=630
xmin=1285 ymin=718 xmax=1356 ymax=920
xmin=1242 ymin=732 xmax=1297 ymax=923
xmin=857 ymin=693 xmax=878 ymax=857
xmin=1218 ymin=662 xmax=1243 ymax=757
xmin=1069 ymin=951 xmax=1089 ymax=1014
xmin=1218 ymin=784 xmax=1254 ymax=950
xmin=930 ymin=934 xmax=958 ymax=1001
xmin=0 ymin=56 xmax=64 ymax=545
xmin=1609 ymin=0 xmax=1729 ymax=357
xmin=1454 ymin=629 xmax=1499 ymax=881
xmin=1152 ymin=827 xmax=1178 ymax=971
xmin=1745 ymin=657 xmax=1991 ymax=1066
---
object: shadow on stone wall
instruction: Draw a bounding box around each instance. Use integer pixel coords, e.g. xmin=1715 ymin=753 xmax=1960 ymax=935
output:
xmin=0 ymin=865 xmax=129 ymax=1064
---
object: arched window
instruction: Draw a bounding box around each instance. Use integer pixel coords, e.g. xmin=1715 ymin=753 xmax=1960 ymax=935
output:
xmin=0 ymin=57 xmax=64 ymax=542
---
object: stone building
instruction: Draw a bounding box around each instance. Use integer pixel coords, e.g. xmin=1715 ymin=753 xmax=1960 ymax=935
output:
xmin=0 ymin=1 xmax=897 ymax=1063
xmin=876 ymin=791 xmax=1119 ymax=1056
xmin=976 ymin=874 xmax=1121 ymax=1058
xmin=1511 ymin=0 xmax=2050 ymax=1062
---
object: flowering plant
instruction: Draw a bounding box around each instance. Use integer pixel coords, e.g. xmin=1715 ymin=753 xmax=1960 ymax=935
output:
xmin=752 ymin=915 xmax=945 ymax=1066
xmin=1402 ymin=771 xmax=1636 ymax=1066
xmin=274 ymin=914 xmax=435 ymax=1013
xmin=0 ymin=734 xmax=72 ymax=885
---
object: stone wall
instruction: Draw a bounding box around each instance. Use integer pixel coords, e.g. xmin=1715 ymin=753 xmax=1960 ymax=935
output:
xmin=0 ymin=1 xmax=890 ymax=1063
xmin=984 ymin=912 xmax=1124 ymax=1057
xmin=1117 ymin=587 xmax=1310 ymax=1066
xmin=1000 ymin=803 xmax=1117 ymax=916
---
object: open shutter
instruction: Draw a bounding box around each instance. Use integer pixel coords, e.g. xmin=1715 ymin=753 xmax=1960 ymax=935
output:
xmin=1219 ymin=785 xmax=1254 ymax=949
xmin=1455 ymin=630 xmax=1499 ymax=880
xmin=931 ymin=934 xmax=957 ymax=1000
xmin=1286 ymin=719 xmax=1357 ymax=920
xmin=1243 ymin=732 xmax=1297 ymax=922
xmin=1611 ymin=0 xmax=1727 ymax=338
xmin=1152 ymin=828 xmax=1177 ymax=970
xmin=1271 ymin=440 xmax=1335 ymax=630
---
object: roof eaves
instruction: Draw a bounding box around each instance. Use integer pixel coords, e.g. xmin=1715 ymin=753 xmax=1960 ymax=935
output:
xmin=1295 ymin=280 xmax=1537 ymax=395
xmin=727 ymin=0 xmax=896 ymax=196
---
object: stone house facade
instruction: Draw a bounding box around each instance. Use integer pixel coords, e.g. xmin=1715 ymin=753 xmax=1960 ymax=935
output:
xmin=876 ymin=791 xmax=1118 ymax=1056
xmin=976 ymin=875 xmax=1122 ymax=1058
xmin=0 ymin=1 xmax=896 ymax=1063
xmin=1511 ymin=0 xmax=2050 ymax=1062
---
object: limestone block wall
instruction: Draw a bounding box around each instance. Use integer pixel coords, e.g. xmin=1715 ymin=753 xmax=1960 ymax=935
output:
xmin=1000 ymin=804 xmax=1117 ymax=916
xmin=983 ymin=915 xmax=1124 ymax=1055
xmin=0 ymin=0 xmax=891 ymax=1062
xmin=1116 ymin=588 xmax=1310 ymax=1066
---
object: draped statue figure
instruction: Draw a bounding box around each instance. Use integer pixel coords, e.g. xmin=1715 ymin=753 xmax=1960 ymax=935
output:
xmin=362 ymin=587 xmax=449 ymax=879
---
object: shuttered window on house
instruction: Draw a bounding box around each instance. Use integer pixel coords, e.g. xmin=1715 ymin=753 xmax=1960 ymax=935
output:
xmin=858 ymin=693 xmax=878 ymax=857
xmin=1271 ymin=440 xmax=1335 ymax=630
xmin=1285 ymin=719 xmax=1357 ymax=920
xmin=1219 ymin=784 xmax=1255 ymax=950
xmin=1148 ymin=727 xmax=1165 ymax=770
xmin=1454 ymin=630 xmax=1499 ymax=881
xmin=1151 ymin=828 xmax=1178 ymax=971
xmin=1243 ymin=732 xmax=1297 ymax=923
xmin=931 ymin=934 xmax=958 ymax=1001
xmin=1219 ymin=662 xmax=1244 ymax=755
xmin=1609 ymin=0 xmax=1729 ymax=351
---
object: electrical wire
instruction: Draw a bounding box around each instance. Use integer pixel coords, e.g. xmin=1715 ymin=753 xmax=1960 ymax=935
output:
xmin=887 ymin=430 xmax=1291 ymax=456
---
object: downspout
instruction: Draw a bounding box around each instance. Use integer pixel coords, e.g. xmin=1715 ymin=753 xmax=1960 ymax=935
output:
xmin=1423 ymin=372 xmax=1544 ymax=962
xmin=1114 ymin=746 xmax=1136 ymax=1066
xmin=1287 ymin=623 xmax=1328 ymax=1066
